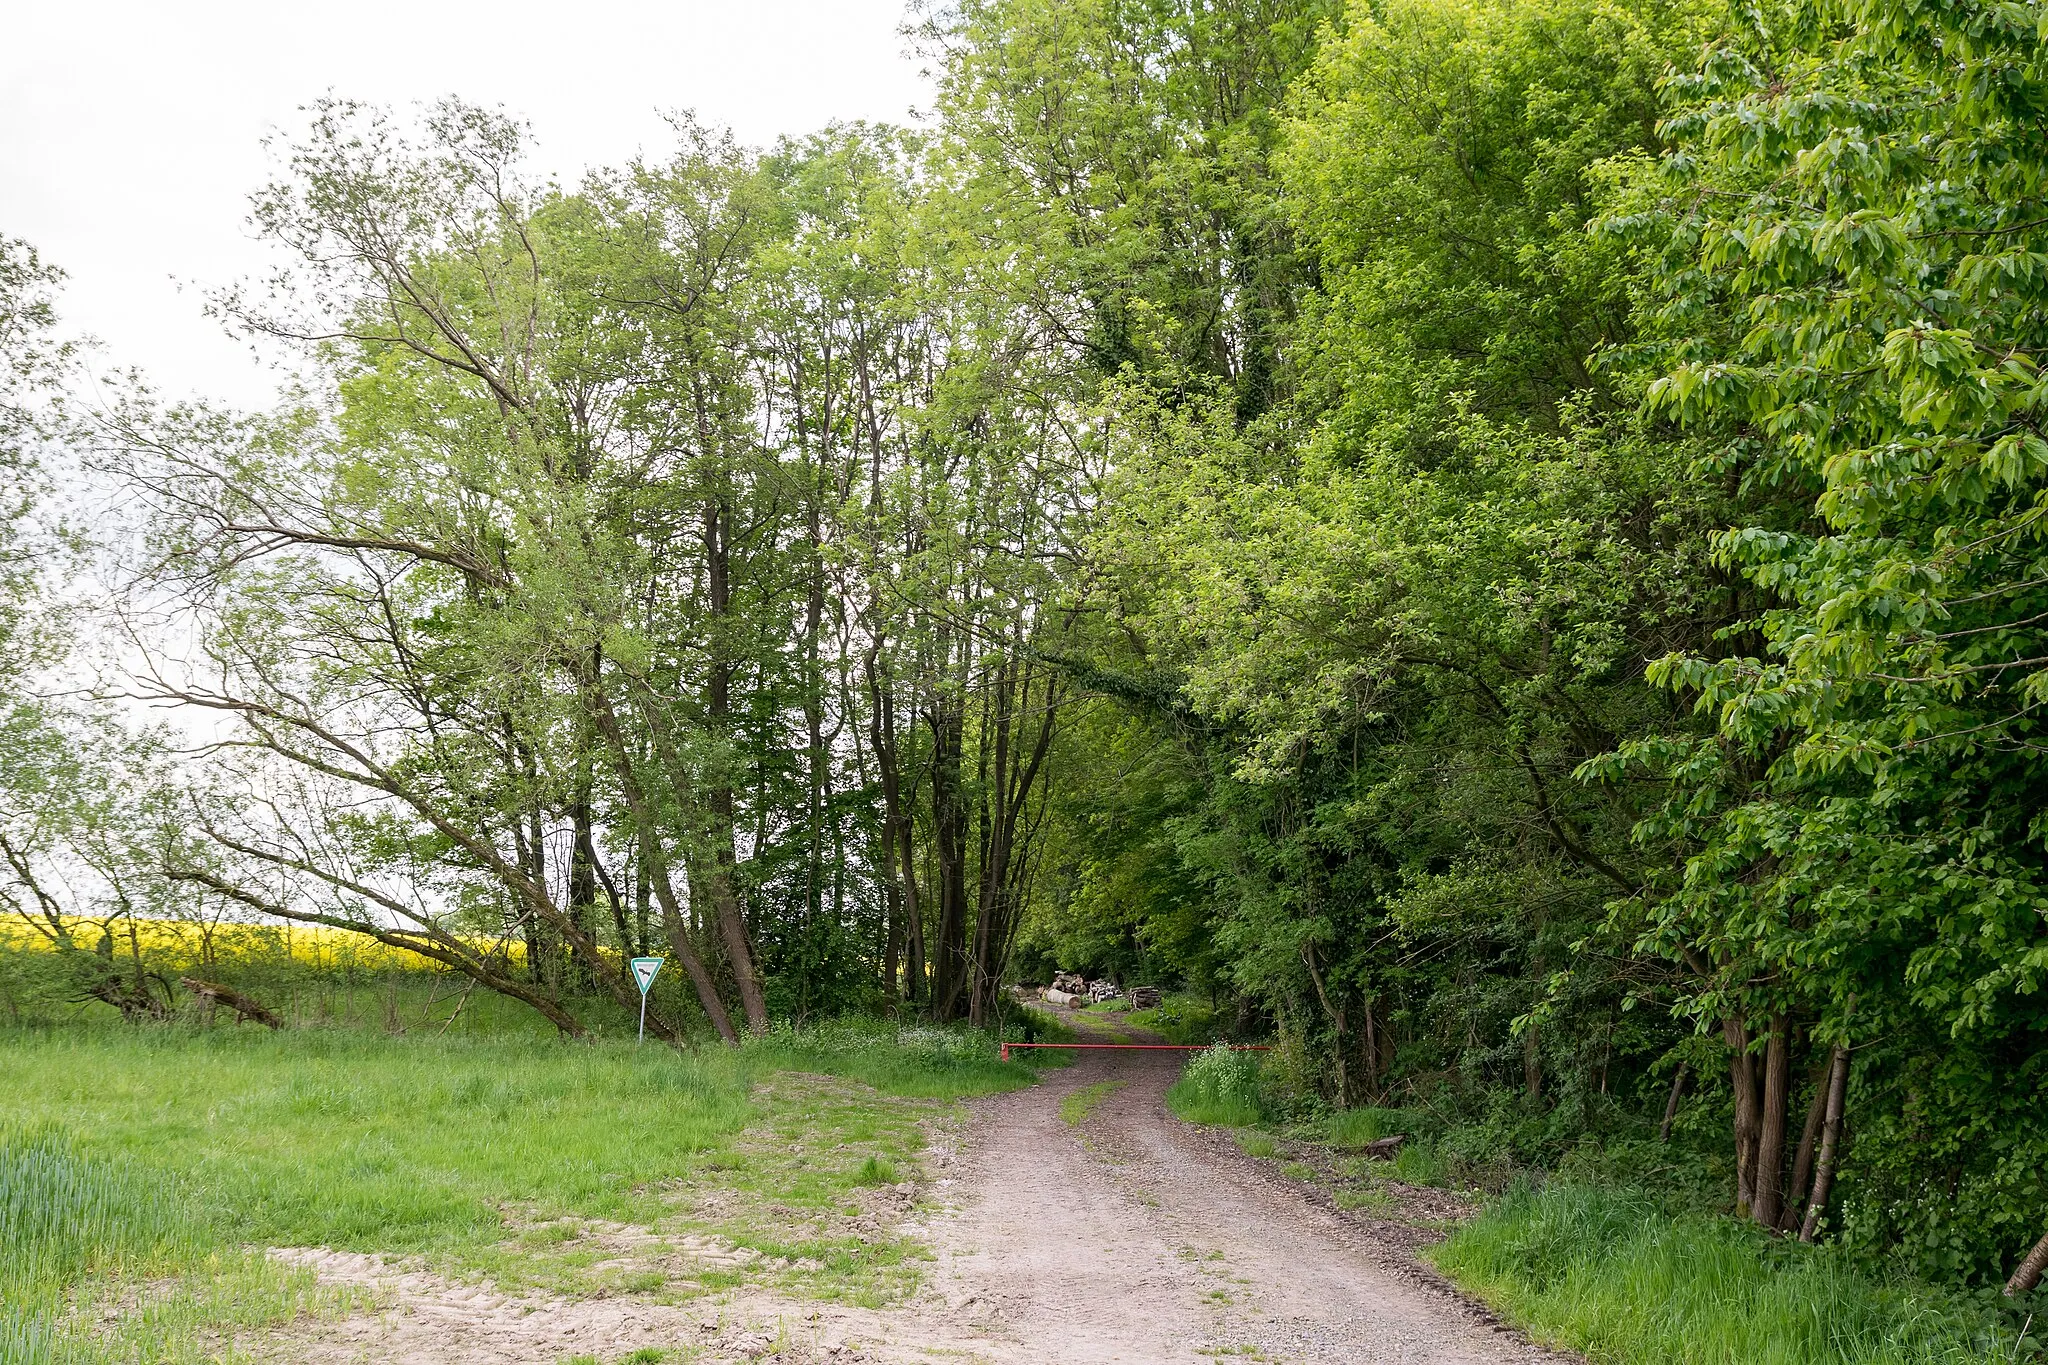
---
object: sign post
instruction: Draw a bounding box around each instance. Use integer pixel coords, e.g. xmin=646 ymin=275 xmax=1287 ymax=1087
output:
xmin=629 ymin=956 xmax=664 ymax=1043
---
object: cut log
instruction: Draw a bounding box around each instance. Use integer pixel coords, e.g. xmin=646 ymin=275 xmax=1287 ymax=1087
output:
xmin=2007 ymin=1228 xmax=2048 ymax=1297
xmin=1360 ymin=1134 xmax=1408 ymax=1160
xmin=1041 ymin=987 xmax=1087 ymax=1008
xmin=1129 ymin=986 xmax=1163 ymax=1010
xmin=181 ymin=976 xmax=285 ymax=1029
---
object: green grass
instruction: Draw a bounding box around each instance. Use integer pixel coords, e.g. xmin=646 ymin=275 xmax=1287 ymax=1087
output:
xmin=1235 ymin=1132 xmax=1280 ymax=1159
xmin=1432 ymin=1181 xmax=2033 ymax=1365
xmin=1335 ymin=1187 xmax=1396 ymax=1214
xmin=853 ymin=1155 xmax=898 ymax=1186
xmin=1059 ymin=1080 xmax=1126 ymax=1125
xmin=0 ymin=1016 xmax=1039 ymax=1362
xmin=1166 ymin=1043 xmax=1265 ymax=1127
xmin=1121 ymin=993 xmax=1224 ymax=1045
xmin=0 ymin=1127 xmax=334 ymax=1365
xmin=1324 ymin=1106 xmax=1413 ymax=1148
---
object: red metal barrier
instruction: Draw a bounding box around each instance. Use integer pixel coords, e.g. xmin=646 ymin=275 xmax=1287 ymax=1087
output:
xmin=998 ymin=1041 xmax=1271 ymax=1062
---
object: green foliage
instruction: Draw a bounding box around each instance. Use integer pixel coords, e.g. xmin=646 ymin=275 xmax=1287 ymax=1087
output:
xmin=11 ymin=0 xmax=2048 ymax=1318
xmin=1434 ymin=1182 xmax=2034 ymax=1364
xmin=1591 ymin=0 xmax=2048 ymax=1280
xmin=1168 ymin=1043 xmax=1267 ymax=1127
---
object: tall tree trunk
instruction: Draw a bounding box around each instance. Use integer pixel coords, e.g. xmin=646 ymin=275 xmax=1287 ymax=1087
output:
xmin=1780 ymin=1059 xmax=1830 ymax=1230
xmin=1799 ymin=1043 xmax=1850 ymax=1243
xmin=701 ymin=480 xmax=769 ymax=1035
xmin=566 ymin=771 xmax=598 ymax=992
xmin=927 ymin=690 xmax=969 ymax=1021
xmin=901 ymin=815 xmax=927 ymax=1007
xmin=589 ymin=687 xmax=739 ymax=1044
xmin=1659 ymin=1063 xmax=1689 ymax=1142
xmin=966 ymin=647 xmax=1058 ymax=1028
xmin=1725 ymin=1014 xmax=1760 ymax=1217
xmin=967 ymin=654 xmax=1014 ymax=1030
xmin=1753 ymin=1014 xmax=1792 ymax=1228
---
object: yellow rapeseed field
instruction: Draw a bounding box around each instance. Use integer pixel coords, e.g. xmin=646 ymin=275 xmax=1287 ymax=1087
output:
xmin=0 ymin=915 xmax=524 ymax=971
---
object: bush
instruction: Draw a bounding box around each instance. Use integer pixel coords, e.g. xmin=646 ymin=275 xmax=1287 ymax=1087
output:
xmin=1168 ymin=1043 xmax=1265 ymax=1126
xmin=1255 ymin=1027 xmax=1324 ymax=1120
xmin=1433 ymin=1181 xmax=2033 ymax=1365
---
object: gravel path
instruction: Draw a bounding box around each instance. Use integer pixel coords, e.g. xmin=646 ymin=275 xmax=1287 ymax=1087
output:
xmin=916 ymin=1039 xmax=1566 ymax=1364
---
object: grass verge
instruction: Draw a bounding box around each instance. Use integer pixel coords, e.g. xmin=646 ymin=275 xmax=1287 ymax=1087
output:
xmin=0 ymin=1017 xmax=1038 ymax=1361
xmin=1431 ymin=1181 xmax=2035 ymax=1365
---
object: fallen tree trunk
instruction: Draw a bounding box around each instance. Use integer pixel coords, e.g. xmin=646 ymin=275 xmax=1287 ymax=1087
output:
xmin=2008 ymin=1229 xmax=2048 ymax=1297
xmin=181 ymin=976 xmax=284 ymax=1029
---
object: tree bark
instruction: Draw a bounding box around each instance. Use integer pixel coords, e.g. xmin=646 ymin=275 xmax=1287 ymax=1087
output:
xmin=1780 ymin=1059 xmax=1830 ymax=1231
xmin=2007 ymin=1229 xmax=2048 ymax=1297
xmin=1753 ymin=1014 xmax=1792 ymax=1228
xmin=1659 ymin=1063 xmax=1689 ymax=1142
xmin=181 ymin=977 xmax=283 ymax=1028
xmin=698 ymin=391 xmax=769 ymax=1036
xmin=927 ymin=685 xmax=969 ymax=1021
xmin=1799 ymin=1043 xmax=1850 ymax=1243
xmin=1725 ymin=1014 xmax=1760 ymax=1216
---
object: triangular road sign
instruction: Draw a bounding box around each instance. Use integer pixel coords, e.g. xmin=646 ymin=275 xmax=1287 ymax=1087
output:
xmin=630 ymin=956 xmax=663 ymax=995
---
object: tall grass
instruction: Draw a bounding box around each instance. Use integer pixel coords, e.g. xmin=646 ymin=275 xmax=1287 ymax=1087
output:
xmin=1432 ymin=1181 xmax=2032 ymax=1365
xmin=1167 ymin=1042 xmax=1265 ymax=1127
xmin=0 ymin=1129 xmax=321 ymax=1365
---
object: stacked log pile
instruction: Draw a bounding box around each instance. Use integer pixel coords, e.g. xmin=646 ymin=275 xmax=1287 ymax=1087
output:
xmin=1040 ymin=971 xmax=1116 ymax=1008
xmin=1032 ymin=974 xmax=1164 ymax=1010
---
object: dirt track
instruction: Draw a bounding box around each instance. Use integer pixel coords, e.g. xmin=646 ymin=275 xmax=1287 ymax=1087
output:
xmin=911 ymin=1037 xmax=1562 ymax=1364
xmin=257 ymin=1034 xmax=1569 ymax=1364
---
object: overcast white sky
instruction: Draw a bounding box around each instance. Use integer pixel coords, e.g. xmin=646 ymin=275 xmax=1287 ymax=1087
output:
xmin=2 ymin=1 xmax=932 ymax=410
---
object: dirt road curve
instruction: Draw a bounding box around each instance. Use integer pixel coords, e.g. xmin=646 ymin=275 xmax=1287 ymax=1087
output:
xmin=259 ymin=1039 xmax=1571 ymax=1364
xmin=916 ymin=1043 xmax=1562 ymax=1365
